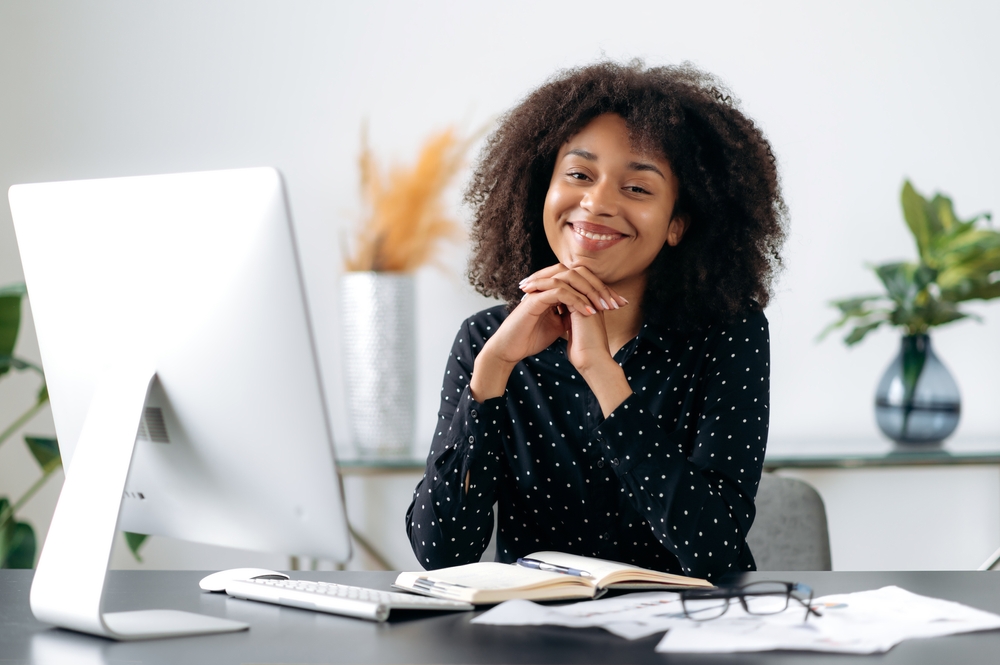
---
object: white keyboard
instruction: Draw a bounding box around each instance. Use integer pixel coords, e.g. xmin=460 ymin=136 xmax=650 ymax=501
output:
xmin=224 ymin=578 xmax=474 ymax=622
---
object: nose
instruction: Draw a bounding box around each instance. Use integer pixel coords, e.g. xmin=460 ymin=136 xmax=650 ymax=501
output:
xmin=580 ymin=178 xmax=618 ymax=217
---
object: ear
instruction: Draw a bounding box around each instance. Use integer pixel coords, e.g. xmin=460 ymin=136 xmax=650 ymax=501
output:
xmin=666 ymin=215 xmax=689 ymax=247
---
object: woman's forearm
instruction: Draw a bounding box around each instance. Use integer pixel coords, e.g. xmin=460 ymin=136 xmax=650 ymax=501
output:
xmin=470 ymin=350 xmax=516 ymax=402
xmin=578 ymin=356 xmax=634 ymax=418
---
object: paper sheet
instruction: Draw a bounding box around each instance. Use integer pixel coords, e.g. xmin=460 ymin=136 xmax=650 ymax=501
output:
xmin=472 ymin=586 xmax=1000 ymax=653
xmin=471 ymin=592 xmax=688 ymax=639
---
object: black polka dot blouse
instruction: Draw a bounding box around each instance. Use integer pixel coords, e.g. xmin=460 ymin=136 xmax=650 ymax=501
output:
xmin=405 ymin=305 xmax=769 ymax=581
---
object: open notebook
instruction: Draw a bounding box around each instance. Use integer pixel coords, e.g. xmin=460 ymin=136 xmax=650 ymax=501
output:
xmin=394 ymin=551 xmax=712 ymax=605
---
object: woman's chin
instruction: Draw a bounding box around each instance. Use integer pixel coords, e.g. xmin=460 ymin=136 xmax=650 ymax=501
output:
xmin=561 ymin=256 xmax=613 ymax=281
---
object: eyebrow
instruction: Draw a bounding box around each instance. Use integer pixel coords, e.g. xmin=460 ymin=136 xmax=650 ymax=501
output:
xmin=565 ymin=149 xmax=665 ymax=179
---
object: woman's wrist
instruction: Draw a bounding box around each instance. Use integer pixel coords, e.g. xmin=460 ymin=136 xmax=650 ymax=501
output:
xmin=470 ymin=350 xmax=516 ymax=402
xmin=579 ymin=358 xmax=633 ymax=418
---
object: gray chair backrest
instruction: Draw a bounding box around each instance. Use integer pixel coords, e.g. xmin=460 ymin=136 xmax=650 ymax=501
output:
xmin=746 ymin=474 xmax=832 ymax=571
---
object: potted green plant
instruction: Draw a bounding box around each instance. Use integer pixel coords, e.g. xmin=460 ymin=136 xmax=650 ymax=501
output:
xmin=821 ymin=181 xmax=1000 ymax=445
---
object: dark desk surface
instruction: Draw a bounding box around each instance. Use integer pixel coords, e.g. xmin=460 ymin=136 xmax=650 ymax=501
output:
xmin=4 ymin=570 xmax=1000 ymax=664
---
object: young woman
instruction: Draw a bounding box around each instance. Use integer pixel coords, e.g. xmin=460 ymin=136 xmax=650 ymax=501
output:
xmin=406 ymin=61 xmax=786 ymax=581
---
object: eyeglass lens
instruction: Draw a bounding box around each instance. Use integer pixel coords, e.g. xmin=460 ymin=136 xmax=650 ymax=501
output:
xmin=680 ymin=581 xmax=813 ymax=621
xmin=740 ymin=581 xmax=793 ymax=615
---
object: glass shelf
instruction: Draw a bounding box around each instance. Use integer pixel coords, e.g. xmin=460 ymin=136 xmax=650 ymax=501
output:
xmin=333 ymin=439 xmax=1000 ymax=473
xmin=763 ymin=437 xmax=1000 ymax=470
xmin=336 ymin=455 xmax=425 ymax=476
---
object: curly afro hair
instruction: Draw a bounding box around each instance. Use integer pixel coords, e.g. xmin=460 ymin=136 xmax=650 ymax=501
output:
xmin=465 ymin=60 xmax=787 ymax=329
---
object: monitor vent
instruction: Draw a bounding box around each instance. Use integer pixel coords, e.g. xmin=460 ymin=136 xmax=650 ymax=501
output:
xmin=136 ymin=418 xmax=149 ymax=441
xmin=143 ymin=407 xmax=170 ymax=443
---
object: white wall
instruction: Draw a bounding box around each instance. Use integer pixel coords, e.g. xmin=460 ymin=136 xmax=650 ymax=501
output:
xmin=1 ymin=1 xmax=998 ymax=571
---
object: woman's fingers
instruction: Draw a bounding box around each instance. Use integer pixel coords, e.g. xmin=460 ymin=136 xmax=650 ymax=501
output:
xmin=521 ymin=264 xmax=629 ymax=310
xmin=568 ymin=266 xmax=629 ymax=308
xmin=606 ymin=286 xmax=629 ymax=308
xmin=522 ymin=283 xmax=597 ymax=316
xmin=522 ymin=268 xmax=617 ymax=313
xmin=567 ymin=267 xmax=623 ymax=311
xmin=518 ymin=264 xmax=567 ymax=290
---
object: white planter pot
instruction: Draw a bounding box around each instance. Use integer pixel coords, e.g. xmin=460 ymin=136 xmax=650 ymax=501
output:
xmin=339 ymin=272 xmax=415 ymax=458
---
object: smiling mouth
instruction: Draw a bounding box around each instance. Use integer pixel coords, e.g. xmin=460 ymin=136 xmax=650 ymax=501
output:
xmin=570 ymin=222 xmax=628 ymax=242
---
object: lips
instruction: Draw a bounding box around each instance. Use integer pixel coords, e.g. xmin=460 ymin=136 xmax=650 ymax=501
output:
xmin=568 ymin=221 xmax=628 ymax=250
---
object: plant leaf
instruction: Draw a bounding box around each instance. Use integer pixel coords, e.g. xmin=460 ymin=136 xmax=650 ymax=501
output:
xmin=0 ymin=291 xmax=24 ymax=378
xmin=901 ymin=181 xmax=936 ymax=262
xmin=873 ymin=262 xmax=919 ymax=305
xmin=0 ymin=497 xmax=35 ymax=569
xmin=830 ymin=295 xmax=886 ymax=315
xmin=934 ymin=229 xmax=1000 ymax=261
xmin=3 ymin=522 xmax=36 ymax=569
xmin=913 ymin=264 xmax=937 ymax=292
xmin=818 ymin=295 xmax=889 ymax=342
xmin=929 ymin=193 xmax=959 ymax=234
xmin=925 ymin=301 xmax=972 ymax=328
xmin=937 ymin=249 xmax=1000 ymax=291
xmin=844 ymin=319 xmax=886 ymax=345
xmin=0 ymin=496 xmax=9 ymax=549
xmin=124 ymin=532 xmax=148 ymax=563
xmin=24 ymin=436 xmax=60 ymax=470
xmin=941 ymin=278 xmax=1000 ymax=303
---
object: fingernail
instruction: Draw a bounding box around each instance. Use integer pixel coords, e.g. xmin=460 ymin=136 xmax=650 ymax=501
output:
xmin=620 ymin=296 xmax=629 ymax=304
xmin=586 ymin=306 xmax=596 ymax=315
xmin=521 ymin=293 xmax=528 ymax=301
xmin=518 ymin=277 xmax=529 ymax=287
xmin=600 ymin=298 xmax=610 ymax=310
xmin=611 ymin=299 xmax=620 ymax=310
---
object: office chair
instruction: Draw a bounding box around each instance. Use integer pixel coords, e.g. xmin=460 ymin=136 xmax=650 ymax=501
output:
xmin=746 ymin=473 xmax=833 ymax=571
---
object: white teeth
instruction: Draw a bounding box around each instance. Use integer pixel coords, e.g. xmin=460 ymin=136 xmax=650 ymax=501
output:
xmin=573 ymin=226 xmax=618 ymax=241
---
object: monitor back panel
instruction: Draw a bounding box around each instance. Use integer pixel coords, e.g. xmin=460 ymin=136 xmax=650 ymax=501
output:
xmin=9 ymin=168 xmax=351 ymax=561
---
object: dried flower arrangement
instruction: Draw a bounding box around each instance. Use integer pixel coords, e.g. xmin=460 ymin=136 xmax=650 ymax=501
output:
xmin=344 ymin=125 xmax=474 ymax=272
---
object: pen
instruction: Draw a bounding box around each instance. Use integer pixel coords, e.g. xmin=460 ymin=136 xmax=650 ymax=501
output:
xmin=412 ymin=577 xmax=469 ymax=596
xmin=516 ymin=557 xmax=593 ymax=578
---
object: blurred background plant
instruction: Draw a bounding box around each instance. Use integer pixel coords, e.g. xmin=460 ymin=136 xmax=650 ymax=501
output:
xmin=343 ymin=124 xmax=478 ymax=273
xmin=820 ymin=181 xmax=999 ymax=443
xmin=821 ymin=180 xmax=999 ymax=345
xmin=0 ymin=283 xmax=147 ymax=567
xmin=338 ymin=124 xmax=481 ymax=460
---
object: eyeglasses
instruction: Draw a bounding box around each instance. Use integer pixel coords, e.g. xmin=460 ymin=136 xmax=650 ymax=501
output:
xmin=677 ymin=581 xmax=822 ymax=622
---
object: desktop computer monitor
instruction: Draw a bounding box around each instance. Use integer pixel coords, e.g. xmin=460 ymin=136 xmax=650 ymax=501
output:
xmin=8 ymin=167 xmax=352 ymax=640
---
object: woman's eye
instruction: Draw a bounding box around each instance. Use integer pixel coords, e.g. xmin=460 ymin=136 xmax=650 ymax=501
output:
xmin=626 ymin=185 xmax=650 ymax=194
xmin=568 ymin=172 xmax=590 ymax=181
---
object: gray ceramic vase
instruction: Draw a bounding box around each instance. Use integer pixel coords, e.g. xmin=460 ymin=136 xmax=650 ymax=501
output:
xmin=874 ymin=334 xmax=960 ymax=446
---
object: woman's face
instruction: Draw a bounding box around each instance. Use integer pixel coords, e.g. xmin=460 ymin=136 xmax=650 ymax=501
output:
xmin=542 ymin=113 xmax=686 ymax=293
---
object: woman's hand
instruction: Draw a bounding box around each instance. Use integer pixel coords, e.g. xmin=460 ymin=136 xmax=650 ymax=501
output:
xmin=520 ymin=264 xmax=626 ymax=369
xmin=524 ymin=265 xmax=633 ymax=415
xmin=470 ymin=264 xmax=602 ymax=400
xmin=471 ymin=264 xmax=633 ymax=417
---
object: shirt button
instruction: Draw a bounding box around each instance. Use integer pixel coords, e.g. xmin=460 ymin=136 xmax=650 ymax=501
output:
xmin=601 ymin=532 xmax=610 ymax=541
xmin=470 ymin=409 xmax=478 ymax=419
xmin=611 ymin=458 xmax=620 ymax=467
xmin=468 ymin=436 xmax=475 ymax=443
xmin=597 ymin=459 xmax=605 ymax=469
xmin=596 ymin=436 xmax=604 ymax=444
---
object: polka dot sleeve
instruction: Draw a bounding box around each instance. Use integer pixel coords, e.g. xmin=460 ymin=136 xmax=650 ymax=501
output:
xmin=405 ymin=315 xmax=505 ymax=570
xmin=592 ymin=313 xmax=769 ymax=580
